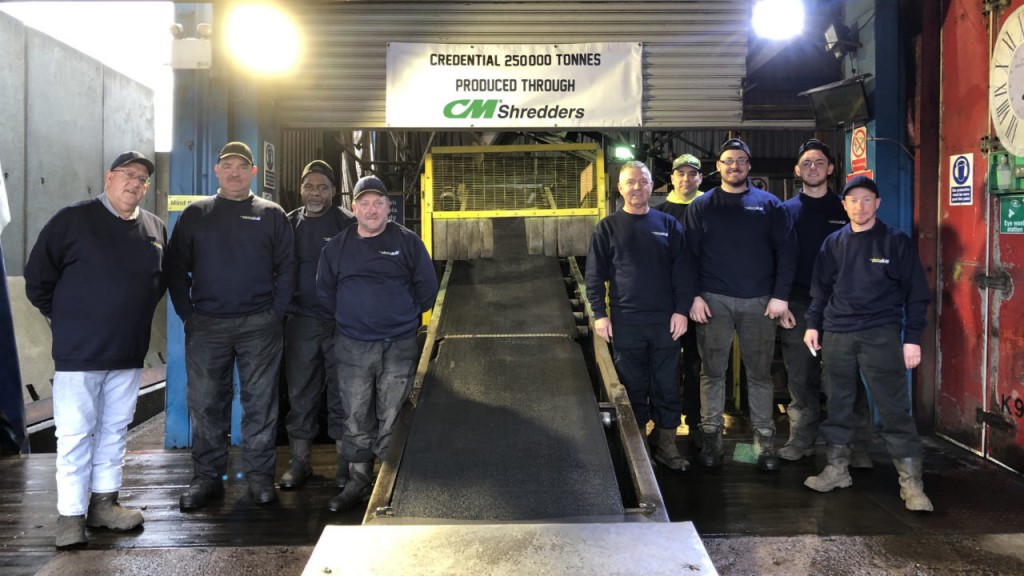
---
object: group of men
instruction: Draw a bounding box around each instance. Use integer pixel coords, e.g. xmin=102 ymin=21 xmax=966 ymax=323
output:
xmin=25 ymin=142 xmax=437 ymax=549
xmin=585 ymin=137 xmax=933 ymax=513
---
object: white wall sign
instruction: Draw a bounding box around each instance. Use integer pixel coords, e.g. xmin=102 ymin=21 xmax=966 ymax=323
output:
xmin=949 ymin=153 xmax=973 ymax=206
xmin=386 ymin=42 xmax=642 ymax=128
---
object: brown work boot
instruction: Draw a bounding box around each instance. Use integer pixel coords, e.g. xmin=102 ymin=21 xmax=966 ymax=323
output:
xmin=86 ymin=492 xmax=143 ymax=531
xmin=55 ymin=514 xmax=88 ymax=549
xmin=893 ymin=457 xmax=934 ymax=512
xmin=805 ymin=444 xmax=853 ymax=492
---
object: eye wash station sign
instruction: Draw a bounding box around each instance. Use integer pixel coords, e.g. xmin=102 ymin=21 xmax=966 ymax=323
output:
xmin=385 ymin=42 xmax=642 ymax=128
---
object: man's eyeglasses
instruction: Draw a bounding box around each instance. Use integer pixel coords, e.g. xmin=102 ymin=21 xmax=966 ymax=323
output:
xmin=113 ymin=169 xmax=151 ymax=186
xmin=301 ymin=183 xmax=332 ymax=193
xmin=718 ymin=158 xmax=750 ymax=167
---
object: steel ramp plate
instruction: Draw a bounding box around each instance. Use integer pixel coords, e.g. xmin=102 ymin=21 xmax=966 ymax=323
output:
xmin=302 ymin=523 xmax=717 ymax=576
xmin=389 ymin=337 xmax=623 ymax=521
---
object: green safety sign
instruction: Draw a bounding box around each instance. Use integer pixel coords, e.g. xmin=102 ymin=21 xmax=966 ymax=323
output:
xmin=1001 ymin=195 xmax=1024 ymax=234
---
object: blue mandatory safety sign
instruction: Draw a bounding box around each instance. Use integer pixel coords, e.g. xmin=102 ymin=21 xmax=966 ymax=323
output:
xmin=950 ymin=154 xmax=973 ymax=206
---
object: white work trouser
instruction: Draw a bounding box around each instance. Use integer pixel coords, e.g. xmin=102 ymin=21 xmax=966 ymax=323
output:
xmin=52 ymin=369 xmax=141 ymax=516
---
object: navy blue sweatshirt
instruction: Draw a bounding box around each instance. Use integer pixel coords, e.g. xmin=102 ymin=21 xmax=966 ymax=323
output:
xmin=287 ymin=206 xmax=354 ymax=318
xmin=782 ymin=190 xmax=848 ymax=298
xmin=683 ymin=185 xmax=797 ymax=300
xmin=316 ymin=222 xmax=438 ymax=341
xmin=25 ymin=198 xmax=167 ymax=371
xmin=585 ymin=209 xmax=695 ymax=326
xmin=165 ymin=193 xmax=297 ymax=321
xmin=805 ymin=219 xmax=931 ymax=344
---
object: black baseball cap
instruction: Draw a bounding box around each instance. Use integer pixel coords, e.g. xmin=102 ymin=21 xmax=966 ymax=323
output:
xmin=352 ymin=176 xmax=387 ymax=199
xmin=301 ymin=160 xmax=335 ymax=187
xmin=218 ymin=141 xmax=254 ymax=164
xmin=110 ymin=151 xmax=155 ymax=176
xmin=798 ymin=138 xmax=834 ymax=164
xmin=720 ymin=138 xmax=752 ymax=159
xmin=842 ymin=174 xmax=879 ymax=197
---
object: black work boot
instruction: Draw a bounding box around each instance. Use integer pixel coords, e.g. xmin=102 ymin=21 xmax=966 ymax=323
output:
xmin=328 ymin=462 xmax=373 ymax=513
xmin=754 ymin=429 xmax=781 ymax=472
xmin=279 ymin=438 xmax=313 ymax=490
xmin=650 ymin=427 xmax=690 ymax=472
xmin=697 ymin=427 xmax=724 ymax=468
xmin=335 ymin=441 xmax=349 ymax=489
xmin=179 ymin=476 xmax=225 ymax=512
xmin=249 ymin=480 xmax=278 ymax=505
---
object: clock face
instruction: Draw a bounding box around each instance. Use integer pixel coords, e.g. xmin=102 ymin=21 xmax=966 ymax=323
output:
xmin=991 ymin=5 xmax=1024 ymax=156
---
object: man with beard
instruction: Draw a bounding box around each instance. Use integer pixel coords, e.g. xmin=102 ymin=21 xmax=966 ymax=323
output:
xmin=684 ymin=138 xmax=796 ymax=472
xmin=279 ymin=161 xmax=354 ymax=490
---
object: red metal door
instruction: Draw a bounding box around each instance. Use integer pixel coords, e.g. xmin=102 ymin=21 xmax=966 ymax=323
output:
xmin=935 ymin=1 xmax=990 ymax=455
xmin=938 ymin=1 xmax=1024 ymax=471
xmin=987 ymin=206 xmax=1024 ymax=470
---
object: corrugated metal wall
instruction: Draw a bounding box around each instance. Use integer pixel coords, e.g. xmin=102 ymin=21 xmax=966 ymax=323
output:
xmin=277 ymin=1 xmax=749 ymax=129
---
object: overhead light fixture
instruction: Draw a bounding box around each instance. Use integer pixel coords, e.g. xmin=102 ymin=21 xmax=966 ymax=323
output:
xmin=752 ymin=0 xmax=805 ymax=40
xmin=612 ymin=145 xmax=635 ymax=161
xmin=825 ymin=21 xmax=861 ymax=59
xmin=225 ymin=4 xmax=301 ymax=75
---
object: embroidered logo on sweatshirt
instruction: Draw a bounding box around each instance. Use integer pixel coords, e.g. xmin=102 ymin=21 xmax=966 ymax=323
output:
xmin=240 ymin=215 xmax=261 ymax=221
xmin=870 ymin=258 xmax=890 ymax=264
xmin=651 ymin=231 xmax=669 ymax=237
xmin=744 ymin=206 xmax=765 ymax=213
xmin=828 ymin=219 xmax=847 ymax=225
xmin=379 ymin=250 xmax=400 ymax=256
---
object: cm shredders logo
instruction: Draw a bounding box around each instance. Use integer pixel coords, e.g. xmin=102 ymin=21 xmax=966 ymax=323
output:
xmin=443 ymin=99 xmax=585 ymax=120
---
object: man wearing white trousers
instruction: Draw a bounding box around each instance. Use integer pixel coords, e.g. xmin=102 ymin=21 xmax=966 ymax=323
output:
xmin=25 ymin=151 xmax=167 ymax=548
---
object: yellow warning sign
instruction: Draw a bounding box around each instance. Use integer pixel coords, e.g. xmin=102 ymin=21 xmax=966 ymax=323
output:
xmin=168 ymin=196 xmax=208 ymax=212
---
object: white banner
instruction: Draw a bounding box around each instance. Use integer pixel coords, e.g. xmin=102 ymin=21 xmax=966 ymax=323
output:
xmin=386 ymin=42 xmax=642 ymax=128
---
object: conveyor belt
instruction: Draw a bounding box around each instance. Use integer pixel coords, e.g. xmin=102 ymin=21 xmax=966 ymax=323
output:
xmin=386 ymin=256 xmax=624 ymax=522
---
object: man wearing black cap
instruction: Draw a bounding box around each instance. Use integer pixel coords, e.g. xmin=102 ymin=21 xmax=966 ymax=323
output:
xmin=654 ymin=153 xmax=704 ymax=439
xmin=25 ymin=151 xmax=165 ymax=548
xmin=803 ymin=175 xmax=933 ymax=512
xmin=316 ymin=175 xmax=438 ymax=512
xmin=777 ymin=139 xmax=867 ymax=462
xmin=683 ymin=138 xmax=797 ymax=472
xmin=278 ymin=160 xmax=354 ymax=491
xmin=165 ymin=141 xmax=297 ymax=510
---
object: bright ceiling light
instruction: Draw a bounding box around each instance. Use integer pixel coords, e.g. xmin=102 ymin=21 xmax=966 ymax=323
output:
xmin=225 ymin=4 xmax=300 ymax=75
xmin=752 ymin=0 xmax=805 ymax=40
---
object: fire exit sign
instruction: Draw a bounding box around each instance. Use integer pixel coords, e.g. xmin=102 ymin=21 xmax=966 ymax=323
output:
xmin=1001 ymin=195 xmax=1024 ymax=234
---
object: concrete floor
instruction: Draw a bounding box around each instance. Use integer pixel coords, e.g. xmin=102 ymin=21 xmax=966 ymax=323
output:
xmin=10 ymin=413 xmax=1023 ymax=576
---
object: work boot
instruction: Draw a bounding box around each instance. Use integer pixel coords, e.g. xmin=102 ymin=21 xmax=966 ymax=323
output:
xmin=249 ymin=481 xmax=278 ymax=505
xmin=697 ymin=427 xmax=723 ymax=468
xmin=279 ymin=438 xmax=313 ymax=490
xmin=86 ymin=492 xmax=143 ymax=531
xmin=804 ymin=444 xmax=853 ymax=492
xmin=336 ymin=441 xmax=349 ymax=489
xmin=179 ymin=476 xmax=225 ymax=511
xmin=754 ymin=429 xmax=781 ymax=472
xmin=849 ymin=448 xmax=874 ymax=469
xmin=328 ymin=461 xmax=373 ymax=513
xmin=55 ymin=514 xmax=87 ymax=549
xmin=778 ymin=442 xmax=815 ymax=461
xmin=893 ymin=457 xmax=934 ymax=512
xmin=650 ymin=427 xmax=690 ymax=472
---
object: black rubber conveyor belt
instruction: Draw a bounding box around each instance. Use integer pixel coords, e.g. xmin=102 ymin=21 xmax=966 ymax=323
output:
xmin=389 ymin=257 xmax=624 ymax=522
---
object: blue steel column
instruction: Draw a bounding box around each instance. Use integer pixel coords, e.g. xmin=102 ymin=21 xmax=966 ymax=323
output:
xmin=167 ymin=2 xmax=265 ymax=448
xmin=844 ymin=0 xmax=912 ymax=233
